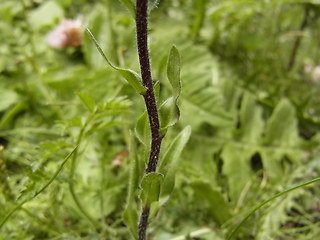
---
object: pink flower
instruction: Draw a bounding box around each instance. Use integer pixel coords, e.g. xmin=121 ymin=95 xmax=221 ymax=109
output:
xmin=47 ymin=17 xmax=82 ymax=49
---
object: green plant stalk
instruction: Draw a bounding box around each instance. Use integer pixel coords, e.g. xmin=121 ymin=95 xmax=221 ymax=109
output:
xmin=68 ymin=116 xmax=102 ymax=230
xmin=287 ymin=6 xmax=309 ymax=71
xmin=227 ymin=176 xmax=320 ymax=240
xmin=22 ymin=207 xmax=61 ymax=235
xmin=0 ymin=147 xmax=77 ymax=229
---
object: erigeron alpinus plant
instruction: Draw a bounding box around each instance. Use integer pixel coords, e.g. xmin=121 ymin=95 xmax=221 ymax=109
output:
xmin=87 ymin=0 xmax=191 ymax=239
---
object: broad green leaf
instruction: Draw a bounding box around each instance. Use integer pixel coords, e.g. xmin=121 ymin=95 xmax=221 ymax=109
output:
xmin=135 ymin=111 xmax=150 ymax=146
xmin=77 ymin=92 xmax=96 ymax=112
xmin=123 ymin=208 xmax=138 ymax=240
xmin=159 ymin=45 xmax=182 ymax=132
xmin=237 ymin=92 xmax=263 ymax=143
xmin=86 ymin=28 xmax=146 ymax=95
xmin=118 ymin=0 xmax=136 ymax=17
xmin=264 ymin=99 xmax=298 ymax=147
xmin=221 ymin=142 xmax=253 ymax=204
xmin=123 ymin=132 xmax=142 ymax=240
xmin=158 ymin=126 xmax=191 ymax=203
xmin=159 ymin=97 xmax=180 ymax=136
xmin=191 ymin=181 xmax=231 ymax=226
xmin=189 ymin=0 xmax=208 ymax=41
xmin=139 ymin=172 xmax=164 ymax=207
xmin=28 ymin=0 xmax=64 ymax=30
xmin=0 ymin=89 xmax=18 ymax=111
xmin=167 ymin=45 xmax=181 ymax=101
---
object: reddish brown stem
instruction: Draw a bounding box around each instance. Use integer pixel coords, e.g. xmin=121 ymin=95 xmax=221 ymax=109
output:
xmin=136 ymin=0 xmax=163 ymax=239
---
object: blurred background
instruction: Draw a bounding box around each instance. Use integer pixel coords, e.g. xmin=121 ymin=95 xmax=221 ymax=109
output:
xmin=1 ymin=0 xmax=320 ymax=239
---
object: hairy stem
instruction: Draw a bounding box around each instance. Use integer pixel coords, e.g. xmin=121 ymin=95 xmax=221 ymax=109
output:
xmin=136 ymin=0 xmax=163 ymax=239
xmin=287 ymin=6 xmax=309 ymax=71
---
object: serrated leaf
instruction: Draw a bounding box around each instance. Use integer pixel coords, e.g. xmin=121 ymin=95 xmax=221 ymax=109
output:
xmin=139 ymin=172 xmax=163 ymax=207
xmin=86 ymin=28 xmax=146 ymax=95
xmin=77 ymin=92 xmax=96 ymax=112
xmin=158 ymin=126 xmax=191 ymax=203
xmin=18 ymin=146 xmax=77 ymax=202
xmin=1 ymin=147 xmax=77 ymax=230
xmin=159 ymin=45 xmax=182 ymax=132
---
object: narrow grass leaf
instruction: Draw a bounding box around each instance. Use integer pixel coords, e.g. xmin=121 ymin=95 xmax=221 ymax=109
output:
xmin=227 ymin=177 xmax=320 ymax=240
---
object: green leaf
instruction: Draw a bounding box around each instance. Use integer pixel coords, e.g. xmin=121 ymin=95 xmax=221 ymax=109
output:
xmin=0 ymin=146 xmax=77 ymax=229
xmin=191 ymin=181 xmax=231 ymax=226
xmin=154 ymin=81 xmax=160 ymax=101
xmin=189 ymin=0 xmax=208 ymax=41
xmin=227 ymin=177 xmax=320 ymax=240
xmin=28 ymin=0 xmax=64 ymax=30
xmin=0 ymin=102 xmax=26 ymax=130
xmin=159 ymin=97 xmax=179 ymax=136
xmin=264 ymin=99 xmax=298 ymax=147
xmin=135 ymin=111 xmax=150 ymax=146
xmin=159 ymin=45 xmax=182 ymax=132
xmin=118 ymin=0 xmax=136 ymax=17
xmin=86 ymin=28 xmax=146 ymax=95
xmin=221 ymin=142 xmax=253 ymax=203
xmin=77 ymin=92 xmax=96 ymax=112
xmin=158 ymin=126 xmax=191 ymax=203
xmin=167 ymin=45 xmax=181 ymax=101
xmin=139 ymin=172 xmax=164 ymax=207
xmin=123 ymin=132 xmax=143 ymax=240
xmin=237 ymin=92 xmax=264 ymax=143
xmin=0 ymin=89 xmax=18 ymax=111
xmin=148 ymin=0 xmax=161 ymax=14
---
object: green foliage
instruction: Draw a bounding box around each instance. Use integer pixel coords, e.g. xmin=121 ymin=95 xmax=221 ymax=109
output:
xmin=159 ymin=45 xmax=182 ymax=134
xmin=1 ymin=0 xmax=320 ymax=239
xmin=139 ymin=172 xmax=164 ymax=207
xmin=86 ymin=28 xmax=146 ymax=95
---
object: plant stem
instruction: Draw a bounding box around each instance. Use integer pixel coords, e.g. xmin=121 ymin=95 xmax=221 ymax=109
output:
xmin=68 ymin=119 xmax=102 ymax=231
xmin=287 ymin=6 xmax=309 ymax=71
xmin=136 ymin=0 xmax=163 ymax=239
